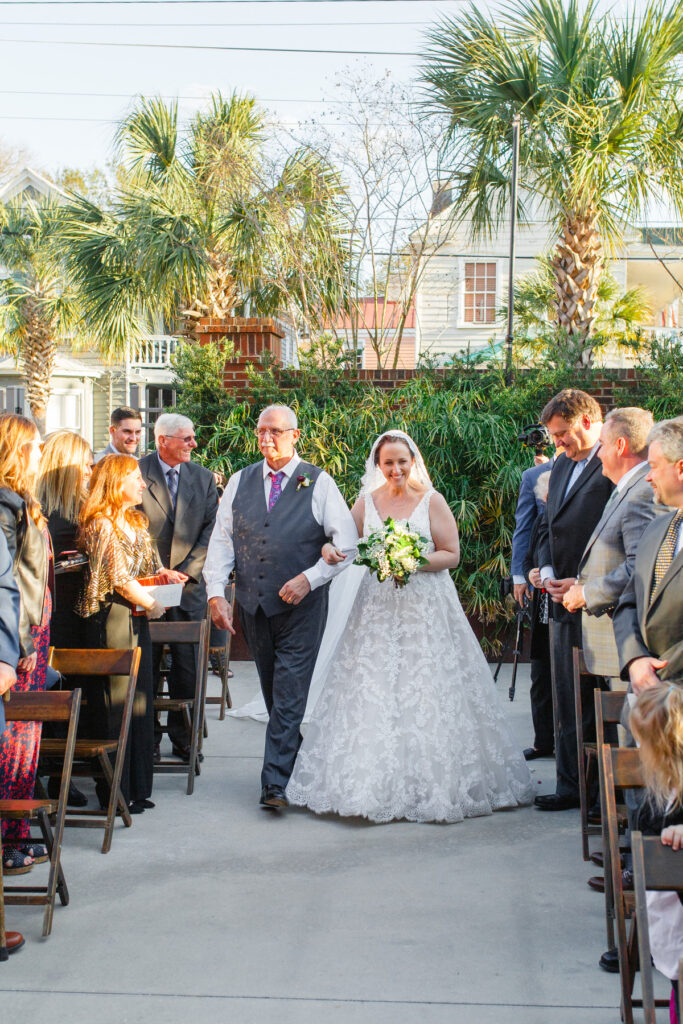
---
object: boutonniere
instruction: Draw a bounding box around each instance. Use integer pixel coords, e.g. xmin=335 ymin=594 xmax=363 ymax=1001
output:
xmin=296 ymin=473 xmax=312 ymax=491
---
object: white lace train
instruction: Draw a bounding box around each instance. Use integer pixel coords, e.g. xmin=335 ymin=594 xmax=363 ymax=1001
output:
xmin=286 ymin=491 xmax=534 ymax=823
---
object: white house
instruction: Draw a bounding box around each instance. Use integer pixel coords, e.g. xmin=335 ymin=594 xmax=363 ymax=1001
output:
xmin=413 ymin=189 xmax=683 ymax=363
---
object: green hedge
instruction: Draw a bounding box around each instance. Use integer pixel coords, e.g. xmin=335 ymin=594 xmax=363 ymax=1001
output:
xmin=175 ymin=345 xmax=682 ymax=653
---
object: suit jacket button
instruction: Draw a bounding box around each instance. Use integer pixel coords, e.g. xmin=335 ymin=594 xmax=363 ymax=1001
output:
xmin=259 ymin=574 xmax=264 ymax=579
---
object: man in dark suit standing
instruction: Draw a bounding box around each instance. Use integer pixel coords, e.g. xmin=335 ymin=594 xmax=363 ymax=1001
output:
xmin=614 ymin=418 xmax=683 ymax=692
xmin=0 ymin=525 xmax=25 ymax=955
xmin=138 ymin=413 xmax=219 ymax=761
xmin=535 ymin=389 xmax=615 ymax=810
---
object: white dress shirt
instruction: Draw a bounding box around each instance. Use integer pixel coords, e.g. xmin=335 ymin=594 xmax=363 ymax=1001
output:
xmin=203 ymin=453 xmax=358 ymax=600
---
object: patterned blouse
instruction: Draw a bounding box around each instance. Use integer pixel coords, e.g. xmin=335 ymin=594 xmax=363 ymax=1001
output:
xmin=77 ymin=517 xmax=162 ymax=618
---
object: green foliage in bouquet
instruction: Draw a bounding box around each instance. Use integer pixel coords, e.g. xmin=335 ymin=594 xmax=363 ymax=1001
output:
xmin=355 ymin=517 xmax=429 ymax=588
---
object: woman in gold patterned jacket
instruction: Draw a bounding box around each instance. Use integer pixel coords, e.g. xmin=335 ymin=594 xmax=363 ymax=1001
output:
xmin=77 ymin=454 xmax=184 ymax=814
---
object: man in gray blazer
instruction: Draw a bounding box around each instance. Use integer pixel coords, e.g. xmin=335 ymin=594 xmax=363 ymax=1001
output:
xmin=563 ymin=407 xmax=660 ymax=679
xmin=614 ymin=418 xmax=683 ymax=691
xmin=138 ymin=413 xmax=219 ymax=759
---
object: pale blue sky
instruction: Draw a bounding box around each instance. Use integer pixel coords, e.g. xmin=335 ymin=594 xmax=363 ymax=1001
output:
xmin=0 ymin=0 xmax=458 ymax=174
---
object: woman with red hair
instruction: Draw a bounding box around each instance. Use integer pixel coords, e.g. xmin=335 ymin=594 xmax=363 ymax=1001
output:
xmin=0 ymin=413 xmax=51 ymax=874
xmin=77 ymin=454 xmax=183 ymax=814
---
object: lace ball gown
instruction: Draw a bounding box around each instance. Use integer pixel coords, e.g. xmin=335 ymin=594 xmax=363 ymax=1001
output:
xmin=287 ymin=490 xmax=534 ymax=823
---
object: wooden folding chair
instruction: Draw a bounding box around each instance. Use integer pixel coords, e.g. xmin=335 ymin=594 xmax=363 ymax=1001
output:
xmin=206 ymin=581 xmax=235 ymax=720
xmin=632 ymin=831 xmax=683 ymax=1023
xmin=594 ymin=688 xmax=628 ymax=949
xmin=40 ymin=648 xmax=141 ymax=854
xmin=573 ymin=646 xmax=601 ymax=860
xmin=600 ymin=744 xmax=646 ymax=1024
xmin=1 ymin=688 xmax=81 ymax=937
xmin=149 ymin=619 xmax=209 ymax=795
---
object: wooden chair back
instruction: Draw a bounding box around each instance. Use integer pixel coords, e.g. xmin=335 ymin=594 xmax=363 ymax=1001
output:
xmin=600 ymin=744 xmax=646 ymax=1024
xmin=632 ymin=832 xmax=683 ymax=1023
xmin=147 ymin=619 xmax=209 ymax=795
xmin=3 ymin=689 xmax=76 ymax=722
xmin=573 ymin=646 xmax=598 ymax=861
xmin=2 ymin=686 xmax=81 ymax=936
xmin=45 ymin=646 xmax=141 ymax=854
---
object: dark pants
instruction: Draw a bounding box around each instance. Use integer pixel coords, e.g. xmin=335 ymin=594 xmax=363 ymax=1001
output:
xmin=239 ymin=591 xmax=329 ymax=790
xmin=552 ymin=614 xmax=612 ymax=799
xmin=152 ymin=606 xmax=199 ymax=750
xmin=84 ymin=598 xmax=154 ymax=805
xmin=530 ymin=654 xmax=555 ymax=753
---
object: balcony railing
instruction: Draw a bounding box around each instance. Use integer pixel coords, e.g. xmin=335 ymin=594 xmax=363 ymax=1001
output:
xmin=129 ymin=335 xmax=179 ymax=368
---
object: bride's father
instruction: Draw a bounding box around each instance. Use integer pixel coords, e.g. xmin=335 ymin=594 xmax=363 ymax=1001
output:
xmin=205 ymin=404 xmax=358 ymax=808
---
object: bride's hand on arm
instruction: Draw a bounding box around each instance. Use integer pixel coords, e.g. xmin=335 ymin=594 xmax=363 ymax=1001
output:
xmin=321 ymin=543 xmax=347 ymax=565
xmin=420 ymin=494 xmax=460 ymax=572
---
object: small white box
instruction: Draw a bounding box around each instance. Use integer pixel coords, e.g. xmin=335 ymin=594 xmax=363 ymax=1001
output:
xmin=135 ymin=582 xmax=183 ymax=612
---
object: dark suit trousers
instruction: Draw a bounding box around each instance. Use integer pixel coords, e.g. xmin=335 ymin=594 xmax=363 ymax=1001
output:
xmin=530 ymin=653 xmax=555 ymax=753
xmin=552 ymin=614 xmax=611 ymax=799
xmin=152 ymin=606 xmax=199 ymax=749
xmin=239 ymin=590 xmax=329 ymax=790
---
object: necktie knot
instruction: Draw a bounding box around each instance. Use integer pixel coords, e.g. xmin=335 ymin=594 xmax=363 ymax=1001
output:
xmin=268 ymin=471 xmax=285 ymax=512
xmin=651 ymin=509 xmax=683 ymax=600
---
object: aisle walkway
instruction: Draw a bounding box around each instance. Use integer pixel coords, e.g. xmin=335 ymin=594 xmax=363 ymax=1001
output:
xmin=1 ymin=665 xmax=638 ymax=1022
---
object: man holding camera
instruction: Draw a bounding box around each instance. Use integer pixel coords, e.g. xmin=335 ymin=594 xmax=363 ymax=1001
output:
xmin=510 ymin=424 xmax=559 ymax=760
xmin=534 ymin=389 xmax=614 ymax=811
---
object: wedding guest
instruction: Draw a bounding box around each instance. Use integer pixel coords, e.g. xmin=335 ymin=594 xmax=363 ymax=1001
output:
xmin=629 ymin=683 xmax=683 ymax=1022
xmin=37 ymin=429 xmax=94 ymax=807
xmin=613 ymin=418 xmax=683 ymax=692
xmin=535 ymin=389 xmax=614 ymax=811
xmin=77 ymin=455 xmax=183 ymax=813
xmin=94 ymin=406 xmax=142 ymax=463
xmin=523 ymin=470 xmax=555 ymax=760
xmin=0 ymin=413 xmax=51 ymax=874
xmin=0 ymin=520 xmax=25 ymax=953
xmin=563 ymin=408 xmax=659 ymax=675
xmin=138 ymin=413 xmax=217 ymax=763
xmin=511 ymin=439 xmax=565 ymax=761
xmin=37 ymin=429 xmax=94 ymax=649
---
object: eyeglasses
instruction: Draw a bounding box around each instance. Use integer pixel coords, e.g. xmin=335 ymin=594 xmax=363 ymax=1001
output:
xmin=255 ymin=428 xmax=295 ymax=439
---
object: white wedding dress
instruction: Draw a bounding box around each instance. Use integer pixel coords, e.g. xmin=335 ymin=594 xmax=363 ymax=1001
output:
xmin=286 ymin=489 xmax=534 ymax=823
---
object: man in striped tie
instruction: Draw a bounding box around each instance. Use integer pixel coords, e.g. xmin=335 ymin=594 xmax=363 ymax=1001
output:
xmin=614 ymin=418 xmax=683 ymax=692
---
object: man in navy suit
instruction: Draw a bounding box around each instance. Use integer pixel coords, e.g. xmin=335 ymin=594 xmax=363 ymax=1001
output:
xmin=511 ymin=452 xmax=561 ymax=760
xmin=0 ymin=525 xmax=25 ymax=956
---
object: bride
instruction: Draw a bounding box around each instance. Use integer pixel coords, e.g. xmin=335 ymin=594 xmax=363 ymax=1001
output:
xmin=285 ymin=430 xmax=533 ymax=823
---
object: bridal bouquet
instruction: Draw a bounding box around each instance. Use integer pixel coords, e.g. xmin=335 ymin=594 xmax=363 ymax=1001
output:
xmin=355 ymin=516 xmax=429 ymax=588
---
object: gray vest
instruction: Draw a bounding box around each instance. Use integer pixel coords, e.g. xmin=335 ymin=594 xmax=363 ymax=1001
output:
xmin=232 ymin=461 xmax=328 ymax=616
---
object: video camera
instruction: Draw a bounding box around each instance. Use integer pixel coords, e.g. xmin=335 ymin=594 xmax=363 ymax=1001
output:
xmin=517 ymin=422 xmax=551 ymax=454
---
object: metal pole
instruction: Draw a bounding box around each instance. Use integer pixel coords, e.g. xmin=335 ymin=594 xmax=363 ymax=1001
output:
xmin=505 ymin=115 xmax=521 ymax=386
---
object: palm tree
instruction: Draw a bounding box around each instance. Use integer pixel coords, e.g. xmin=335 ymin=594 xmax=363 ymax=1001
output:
xmin=60 ymin=93 xmax=349 ymax=350
xmin=422 ymin=0 xmax=683 ymax=362
xmin=0 ymin=197 xmax=80 ymax=432
xmin=507 ymin=256 xmax=652 ymax=362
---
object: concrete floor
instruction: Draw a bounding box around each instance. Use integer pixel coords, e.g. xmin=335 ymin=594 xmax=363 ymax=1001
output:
xmin=0 ymin=663 xmax=656 ymax=1022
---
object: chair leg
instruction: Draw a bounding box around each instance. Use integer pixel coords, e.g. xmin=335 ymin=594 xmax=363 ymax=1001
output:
xmin=34 ymin=810 xmax=59 ymax=936
xmin=98 ymin=752 xmax=129 ymax=854
xmin=0 ymin=832 xmax=7 ymax=961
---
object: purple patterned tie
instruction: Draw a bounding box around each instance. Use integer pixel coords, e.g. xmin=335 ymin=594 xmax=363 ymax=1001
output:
xmin=268 ymin=471 xmax=285 ymax=511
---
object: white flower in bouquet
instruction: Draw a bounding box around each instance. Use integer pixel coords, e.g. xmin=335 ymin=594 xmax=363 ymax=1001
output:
xmin=355 ymin=516 xmax=429 ymax=588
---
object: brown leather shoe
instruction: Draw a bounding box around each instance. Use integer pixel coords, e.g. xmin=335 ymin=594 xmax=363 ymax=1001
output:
xmin=588 ymin=875 xmax=605 ymax=893
xmin=6 ymin=931 xmax=25 ymax=955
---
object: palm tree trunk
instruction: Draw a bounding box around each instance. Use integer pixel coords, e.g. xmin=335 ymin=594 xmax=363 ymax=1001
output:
xmin=181 ymin=252 xmax=238 ymax=338
xmin=549 ymin=207 xmax=603 ymax=364
xmin=21 ymin=306 xmax=56 ymax=435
